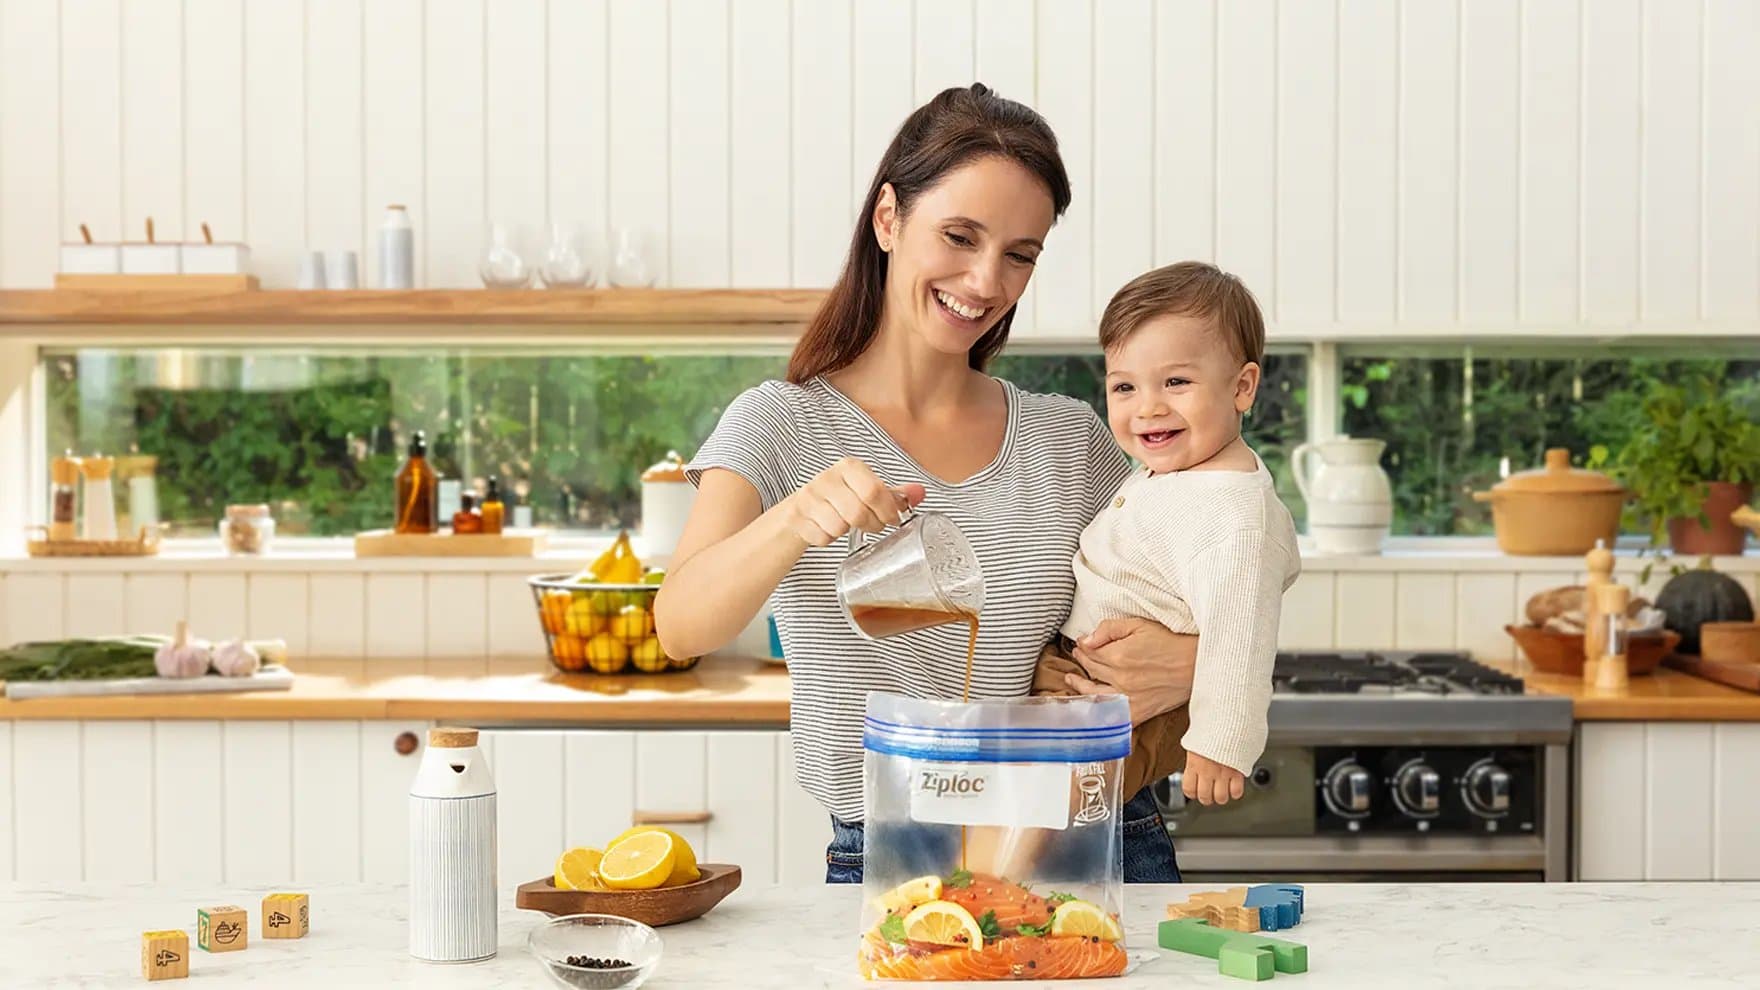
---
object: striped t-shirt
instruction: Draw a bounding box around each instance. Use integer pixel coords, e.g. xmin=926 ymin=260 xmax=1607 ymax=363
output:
xmin=687 ymin=376 xmax=1133 ymax=822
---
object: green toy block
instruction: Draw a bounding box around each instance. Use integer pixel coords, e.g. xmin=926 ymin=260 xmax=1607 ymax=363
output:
xmin=1159 ymin=918 xmax=1309 ymax=981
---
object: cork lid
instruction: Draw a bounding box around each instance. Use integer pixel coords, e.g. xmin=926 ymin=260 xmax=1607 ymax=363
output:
xmin=429 ymin=727 xmax=479 ymax=748
xmin=79 ymin=455 xmax=115 ymax=480
xmin=642 ymin=450 xmax=689 ymax=483
xmin=1491 ymin=448 xmax=1624 ymax=495
xmin=50 ymin=455 xmax=81 ymax=486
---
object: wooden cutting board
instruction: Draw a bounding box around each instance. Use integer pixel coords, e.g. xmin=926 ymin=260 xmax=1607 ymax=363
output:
xmin=1663 ymin=655 xmax=1760 ymax=693
xmin=4 ymin=665 xmax=294 ymax=700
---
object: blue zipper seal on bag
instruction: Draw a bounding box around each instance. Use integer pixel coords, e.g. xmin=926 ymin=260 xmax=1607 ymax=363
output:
xmin=862 ymin=716 xmax=1132 ymax=763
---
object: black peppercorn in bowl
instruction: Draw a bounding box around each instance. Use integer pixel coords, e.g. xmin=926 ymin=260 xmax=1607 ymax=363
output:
xmin=529 ymin=914 xmax=662 ymax=989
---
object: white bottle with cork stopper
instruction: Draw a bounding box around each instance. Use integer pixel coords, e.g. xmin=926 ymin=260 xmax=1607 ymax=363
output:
xmin=408 ymin=727 xmax=497 ymax=963
xmin=379 ymin=205 xmax=415 ymax=289
xmin=640 ymin=450 xmax=696 ymax=565
xmin=79 ymin=454 xmax=117 ymax=540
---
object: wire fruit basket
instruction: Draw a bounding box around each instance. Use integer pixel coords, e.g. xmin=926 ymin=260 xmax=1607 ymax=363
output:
xmin=528 ymin=574 xmax=699 ymax=675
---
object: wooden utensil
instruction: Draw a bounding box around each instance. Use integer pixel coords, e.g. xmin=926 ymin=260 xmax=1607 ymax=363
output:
xmin=1664 ymin=654 xmax=1760 ymax=693
xmin=515 ymin=863 xmax=741 ymax=927
xmin=1591 ymin=584 xmax=1631 ymax=692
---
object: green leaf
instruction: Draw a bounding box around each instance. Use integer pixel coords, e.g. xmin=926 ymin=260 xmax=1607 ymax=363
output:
xmin=1015 ymin=922 xmax=1051 ymax=937
xmin=1045 ymin=891 xmax=1077 ymax=907
xmin=878 ymin=914 xmax=907 ymax=946
xmin=946 ymin=869 xmax=974 ymax=889
xmin=976 ymin=910 xmax=1003 ymax=941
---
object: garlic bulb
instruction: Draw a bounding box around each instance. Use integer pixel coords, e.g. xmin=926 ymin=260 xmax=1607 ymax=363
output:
xmin=155 ymin=621 xmax=211 ymax=679
xmin=212 ymin=639 xmax=262 ymax=678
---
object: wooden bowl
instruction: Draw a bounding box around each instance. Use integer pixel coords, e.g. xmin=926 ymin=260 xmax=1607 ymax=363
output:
xmin=1505 ymin=624 xmax=1679 ymax=676
xmin=1700 ymin=621 xmax=1760 ymax=664
xmin=516 ymin=863 xmax=741 ymax=927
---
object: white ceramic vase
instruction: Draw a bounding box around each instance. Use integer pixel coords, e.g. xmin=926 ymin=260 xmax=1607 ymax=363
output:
xmin=1292 ymin=436 xmax=1393 ymax=555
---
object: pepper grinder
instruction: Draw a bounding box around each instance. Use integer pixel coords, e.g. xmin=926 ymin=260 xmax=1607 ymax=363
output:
xmin=1582 ymin=539 xmax=1615 ymax=684
xmin=1592 ymin=583 xmax=1631 ymax=693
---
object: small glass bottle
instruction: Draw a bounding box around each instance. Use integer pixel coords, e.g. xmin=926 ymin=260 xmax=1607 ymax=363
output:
xmin=480 ymin=477 xmax=506 ymax=535
xmin=49 ymin=453 xmax=80 ymax=541
xmin=452 ymin=492 xmax=483 ymax=534
xmin=394 ymin=431 xmax=438 ymax=534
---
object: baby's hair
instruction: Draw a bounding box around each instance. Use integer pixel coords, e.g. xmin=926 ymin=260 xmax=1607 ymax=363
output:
xmin=1097 ymin=261 xmax=1266 ymax=367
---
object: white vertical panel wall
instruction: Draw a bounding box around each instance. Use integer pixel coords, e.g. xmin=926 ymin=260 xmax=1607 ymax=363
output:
xmin=1 ymin=1 xmax=1755 ymax=335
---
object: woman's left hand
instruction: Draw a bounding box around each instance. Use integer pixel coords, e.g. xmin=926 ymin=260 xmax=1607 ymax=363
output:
xmin=1062 ymin=617 xmax=1196 ymax=726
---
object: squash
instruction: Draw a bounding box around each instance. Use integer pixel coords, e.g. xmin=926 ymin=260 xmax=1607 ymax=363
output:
xmin=1657 ymin=558 xmax=1756 ymax=655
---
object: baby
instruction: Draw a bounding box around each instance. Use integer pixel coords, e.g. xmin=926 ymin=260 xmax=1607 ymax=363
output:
xmin=1037 ymin=261 xmax=1300 ymax=807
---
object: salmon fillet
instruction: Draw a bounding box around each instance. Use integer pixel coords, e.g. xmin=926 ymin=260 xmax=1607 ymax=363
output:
xmin=941 ymin=874 xmax=1052 ymax=930
xmin=860 ymin=935 xmax=1128 ymax=981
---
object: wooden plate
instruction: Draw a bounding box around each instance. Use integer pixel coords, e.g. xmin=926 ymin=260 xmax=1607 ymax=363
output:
xmin=1506 ymin=624 xmax=1678 ymax=676
xmin=515 ymin=863 xmax=741 ymax=927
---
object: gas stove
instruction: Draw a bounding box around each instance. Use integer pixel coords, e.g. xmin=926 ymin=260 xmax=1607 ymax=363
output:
xmin=1152 ymin=650 xmax=1574 ymax=882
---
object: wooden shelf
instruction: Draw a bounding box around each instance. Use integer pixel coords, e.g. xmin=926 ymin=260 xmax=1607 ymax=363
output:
xmin=0 ymin=287 xmax=823 ymax=346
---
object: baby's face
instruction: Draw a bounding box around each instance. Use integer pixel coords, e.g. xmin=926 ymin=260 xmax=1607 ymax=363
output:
xmin=1103 ymin=313 xmax=1258 ymax=473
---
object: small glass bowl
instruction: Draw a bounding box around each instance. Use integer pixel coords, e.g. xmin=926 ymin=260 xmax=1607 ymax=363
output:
xmin=528 ymin=914 xmax=662 ymax=989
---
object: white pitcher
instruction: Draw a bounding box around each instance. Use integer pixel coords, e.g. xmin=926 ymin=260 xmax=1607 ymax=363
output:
xmin=1291 ymin=436 xmax=1393 ymax=554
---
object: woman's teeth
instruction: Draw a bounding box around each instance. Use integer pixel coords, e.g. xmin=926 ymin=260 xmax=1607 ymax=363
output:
xmin=935 ymin=290 xmax=987 ymax=320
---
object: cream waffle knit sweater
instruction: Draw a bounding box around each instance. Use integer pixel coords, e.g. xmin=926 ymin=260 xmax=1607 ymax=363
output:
xmin=1061 ymin=454 xmax=1301 ymax=774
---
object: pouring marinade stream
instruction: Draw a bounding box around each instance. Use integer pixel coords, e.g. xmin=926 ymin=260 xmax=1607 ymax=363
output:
xmin=843 ymin=512 xmax=1128 ymax=981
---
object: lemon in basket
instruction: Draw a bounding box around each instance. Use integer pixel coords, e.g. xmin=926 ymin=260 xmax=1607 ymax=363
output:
xmin=630 ymin=637 xmax=670 ymax=674
xmin=585 ymin=632 xmax=630 ymax=674
xmin=611 ymin=604 xmax=655 ymax=640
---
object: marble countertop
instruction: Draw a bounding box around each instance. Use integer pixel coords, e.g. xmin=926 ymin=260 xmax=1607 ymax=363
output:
xmin=3 ymin=880 xmax=1756 ymax=988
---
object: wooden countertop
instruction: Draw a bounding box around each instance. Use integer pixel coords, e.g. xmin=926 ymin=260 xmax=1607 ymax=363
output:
xmin=1490 ymin=659 xmax=1760 ymax=721
xmin=0 ymin=654 xmax=791 ymax=724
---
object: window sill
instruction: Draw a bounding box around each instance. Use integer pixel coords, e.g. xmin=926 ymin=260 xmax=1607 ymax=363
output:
xmin=2 ymin=535 xmax=1753 ymax=574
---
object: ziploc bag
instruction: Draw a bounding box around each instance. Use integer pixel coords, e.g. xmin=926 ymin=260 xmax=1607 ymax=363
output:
xmin=857 ymin=692 xmax=1131 ymax=981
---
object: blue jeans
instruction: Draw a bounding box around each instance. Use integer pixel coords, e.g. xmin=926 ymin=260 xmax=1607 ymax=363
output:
xmin=825 ymin=786 xmax=1180 ymax=884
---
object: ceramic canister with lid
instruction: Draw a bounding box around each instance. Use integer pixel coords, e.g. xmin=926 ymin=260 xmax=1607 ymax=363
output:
xmin=640 ymin=450 xmax=696 ymax=564
xmin=409 ymin=727 xmax=497 ymax=963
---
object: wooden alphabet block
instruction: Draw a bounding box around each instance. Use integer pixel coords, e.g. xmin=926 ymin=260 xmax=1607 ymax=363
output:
xmin=1242 ymin=884 xmax=1305 ymax=931
xmin=196 ymin=905 xmax=247 ymax=952
xmin=1166 ymin=887 xmax=1260 ymax=933
xmin=141 ymin=930 xmax=189 ymax=981
xmin=262 ymin=892 xmax=310 ymax=939
xmin=1159 ymin=918 xmax=1308 ymax=982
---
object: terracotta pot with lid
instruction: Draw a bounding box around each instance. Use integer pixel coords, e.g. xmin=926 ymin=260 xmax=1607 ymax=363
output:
xmin=1472 ymin=448 xmax=1627 ymax=555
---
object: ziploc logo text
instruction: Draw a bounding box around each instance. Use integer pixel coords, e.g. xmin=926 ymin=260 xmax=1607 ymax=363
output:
xmin=918 ymin=768 xmax=989 ymax=798
xmin=908 ymin=760 xmax=1070 ymax=830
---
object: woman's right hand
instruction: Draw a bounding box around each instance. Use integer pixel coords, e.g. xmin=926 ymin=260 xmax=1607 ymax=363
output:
xmin=778 ymin=457 xmax=926 ymax=547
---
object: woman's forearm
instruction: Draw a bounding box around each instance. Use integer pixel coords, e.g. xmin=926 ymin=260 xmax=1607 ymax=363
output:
xmin=654 ymin=501 xmax=807 ymax=659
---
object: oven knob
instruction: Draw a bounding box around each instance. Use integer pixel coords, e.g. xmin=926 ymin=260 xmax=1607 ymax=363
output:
xmin=1463 ymin=761 xmax=1512 ymax=818
xmin=1393 ymin=761 xmax=1441 ymax=817
xmin=1322 ymin=760 xmax=1373 ymax=819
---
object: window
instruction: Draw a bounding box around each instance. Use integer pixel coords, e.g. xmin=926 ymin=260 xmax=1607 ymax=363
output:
xmin=1338 ymin=346 xmax=1760 ymax=535
xmin=44 ymin=344 xmax=1312 ymax=539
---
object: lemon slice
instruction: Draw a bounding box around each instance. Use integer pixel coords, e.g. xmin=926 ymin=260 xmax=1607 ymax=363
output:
xmin=877 ymin=874 xmax=944 ymax=912
xmin=1049 ymin=899 xmax=1124 ymax=942
xmin=903 ymin=900 xmax=984 ymax=951
xmin=597 ymin=831 xmax=677 ymax=890
xmin=608 ymin=826 xmax=700 ymax=885
xmin=553 ymin=847 xmax=604 ymax=891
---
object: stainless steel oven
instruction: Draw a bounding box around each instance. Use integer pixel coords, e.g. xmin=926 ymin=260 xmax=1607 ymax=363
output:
xmin=1153 ymin=652 xmax=1574 ymax=882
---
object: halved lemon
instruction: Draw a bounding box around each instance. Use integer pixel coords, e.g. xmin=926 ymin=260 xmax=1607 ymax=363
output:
xmin=1049 ymin=899 xmax=1124 ymax=942
xmin=876 ymin=874 xmax=944 ymax=913
xmin=608 ymin=826 xmax=700 ymax=885
xmin=553 ymin=847 xmax=604 ymax=891
xmin=903 ymin=900 xmax=984 ymax=951
xmin=597 ymin=830 xmax=677 ymax=890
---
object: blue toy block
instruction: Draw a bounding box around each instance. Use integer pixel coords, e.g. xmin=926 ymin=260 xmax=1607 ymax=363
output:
xmin=1243 ymin=884 xmax=1305 ymax=931
xmin=1159 ymin=918 xmax=1309 ymax=982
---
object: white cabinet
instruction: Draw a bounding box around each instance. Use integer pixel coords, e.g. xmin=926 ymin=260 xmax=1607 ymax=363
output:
xmin=0 ymin=721 xmax=829 ymax=886
xmin=479 ymin=728 xmax=828 ymax=887
xmin=1575 ymin=722 xmax=1760 ymax=880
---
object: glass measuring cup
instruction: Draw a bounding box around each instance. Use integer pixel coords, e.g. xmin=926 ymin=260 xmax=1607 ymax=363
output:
xmin=836 ymin=508 xmax=985 ymax=641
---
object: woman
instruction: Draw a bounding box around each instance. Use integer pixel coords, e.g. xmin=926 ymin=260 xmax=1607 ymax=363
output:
xmin=655 ymin=84 xmax=1198 ymax=883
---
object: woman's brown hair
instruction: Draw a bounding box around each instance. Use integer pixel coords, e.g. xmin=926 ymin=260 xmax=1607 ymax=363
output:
xmin=786 ymin=84 xmax=1072 ymax=384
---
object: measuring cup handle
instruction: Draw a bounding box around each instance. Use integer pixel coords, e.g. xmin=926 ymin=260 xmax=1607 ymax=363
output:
xmin=843 ymin=500 xmax=916 ymax=554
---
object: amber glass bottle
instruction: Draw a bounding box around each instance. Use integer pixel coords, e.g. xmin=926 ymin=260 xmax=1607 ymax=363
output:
xmin=480 ymin=476 xmax=506 ymax=535
xmin=394 ymin=431 xmax=438 ymax=534
xmin=452 ymin=492 xmax=482 ymax=534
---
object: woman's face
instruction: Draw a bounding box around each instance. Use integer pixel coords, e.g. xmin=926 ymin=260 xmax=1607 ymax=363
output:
xmin=874 ymin=156 xmax=1056 ymax=357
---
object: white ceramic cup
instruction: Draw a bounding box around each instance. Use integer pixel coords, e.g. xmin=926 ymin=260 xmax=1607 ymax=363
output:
xmin=297 ymin=251 xmax=326 ymax=289
xmin=324 ymin=250 xmax=360 ymax=290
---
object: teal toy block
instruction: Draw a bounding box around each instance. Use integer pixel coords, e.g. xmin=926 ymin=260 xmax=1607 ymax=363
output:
xmin=1243 ymin=884 xmax=1305 ymax=931
xmin=1159 ymin=918 xmax=1309 ymax=982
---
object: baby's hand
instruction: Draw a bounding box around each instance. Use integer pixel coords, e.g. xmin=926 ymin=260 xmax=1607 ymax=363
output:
xmin=1182 ymin=752 xmax=1246 ymax=806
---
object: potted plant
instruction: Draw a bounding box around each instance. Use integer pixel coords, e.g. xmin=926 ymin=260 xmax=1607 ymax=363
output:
xmin=1591 ymin=376 xmax=1760 ymax=555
